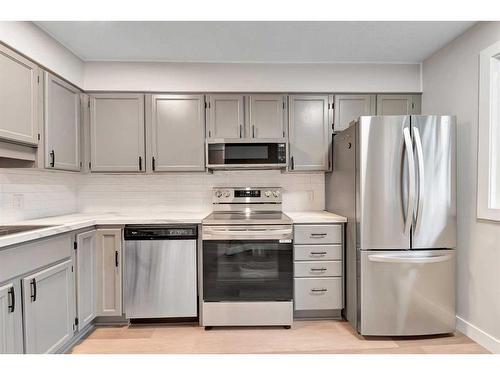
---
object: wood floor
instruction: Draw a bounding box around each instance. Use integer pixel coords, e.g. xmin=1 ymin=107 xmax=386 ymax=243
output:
xmin=70 ymin=320 xmax=490 ymax=354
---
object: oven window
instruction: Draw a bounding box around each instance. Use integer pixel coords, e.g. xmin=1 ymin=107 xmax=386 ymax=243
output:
xmin=225 ymin=144 xmax=269 ymax=160
xmin=207 ymin=143 xmax=285 ymax=165
xmin=203 ymin=240 xmax=293 ymax=302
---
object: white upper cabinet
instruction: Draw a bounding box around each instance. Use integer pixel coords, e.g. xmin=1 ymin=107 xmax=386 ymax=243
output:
xmin=0 ymin=44 xmax=39 ymax=146
xmin=248 ymin=94 xmax=286 ymax=139
xmin=22 ymin=259 xmax=75 ymax=354
xmin=0 ymin=282 xmax=23 ymax=354
xmin=44 ymin=72 xmax=81 ymax=171
xmin=75 ymin=230 xmax=97 ymax=331
xmin=376 ymin=94 xmax=422 ymax=115
xmin=288 ymin=95 xmax=332 ymax=171
xmin=90 ymin=93 xmax=145 ymax=172
xmin=334 ymin=94 xmax=376 ymax=132
xmin=206 ymin=94 xmax=245 ymax=139
xmin=149 ymin=94 xmax=205 ymax=172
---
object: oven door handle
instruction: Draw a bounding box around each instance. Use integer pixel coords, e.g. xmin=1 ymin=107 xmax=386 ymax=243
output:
xmin=202 ymin=226 xmax=293 ymax=240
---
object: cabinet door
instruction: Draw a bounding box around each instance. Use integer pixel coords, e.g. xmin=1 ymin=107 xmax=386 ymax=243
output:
xmin=150 ymin=94 xmax=205 ymax=171
xmin=0 ymin=282 xmax=23 ymax=354
xmin=248 ymin=94 xmax=286 ymax=139
xmin=289 ymin=95 xmax=331 ymax=171
xmin=376 ymin=94 xmax=421 ymax=115
xmin=96 ymin=229 xmax=122 ymax=316
xmin=0 ymin=44 xmax=39 ymax=145
xmin=207 ymin=94 xmax=244 ymax=139
xmin=75 ymin=230 xmax=97 ymax=330
xmin=44 ymin=72 xmax=81 ymax=171
xmin=90 ymin=93 xmax=145 ymax=172
xmin=334 ymin=94 xmax=376 ymax=132
xmin=23 ymin=259 xmax=75 ymax=354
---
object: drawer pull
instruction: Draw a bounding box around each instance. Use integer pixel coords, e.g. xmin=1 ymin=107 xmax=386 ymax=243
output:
xmin=310 ymin=251 xmax=327 ymax=256
xmin=311 ymin=288 xmax=328 ymax=293
xmin=310 ymin=268 xmax=327 ymax=272
xmin=310 ymin=233 xmax=327 ymax=238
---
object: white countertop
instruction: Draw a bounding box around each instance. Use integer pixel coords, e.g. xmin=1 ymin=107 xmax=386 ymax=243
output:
xmin=285 ymin=210 xmax=347 ymax=224
xmin=0 ymin=210 xmax=346 ymax=249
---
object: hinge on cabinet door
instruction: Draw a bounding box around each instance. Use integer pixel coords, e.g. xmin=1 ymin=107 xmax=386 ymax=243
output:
xmin=73 ymin=241 xmax=77 ymax=250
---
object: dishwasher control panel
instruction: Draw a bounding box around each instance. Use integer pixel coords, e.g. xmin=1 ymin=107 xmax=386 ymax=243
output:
xmin=124 ymin=226 xmax=198 ymax=240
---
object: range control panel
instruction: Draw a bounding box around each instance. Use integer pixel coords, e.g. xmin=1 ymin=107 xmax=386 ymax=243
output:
xmin=212 ymin=187 xmax=282 ymax=204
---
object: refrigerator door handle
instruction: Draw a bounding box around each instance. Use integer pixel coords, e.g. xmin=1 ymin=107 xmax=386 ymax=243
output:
xmin=368 ymin=254 xmax=452 ymax=264
xmin=413 ymin=127 xmax=425 ymax=232
xmin=403 ymin=127 xmax=416 ymax=235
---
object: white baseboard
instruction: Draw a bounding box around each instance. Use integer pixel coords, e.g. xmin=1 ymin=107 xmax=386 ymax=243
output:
xmin=456 ymin=316 xmax=500 ymax=354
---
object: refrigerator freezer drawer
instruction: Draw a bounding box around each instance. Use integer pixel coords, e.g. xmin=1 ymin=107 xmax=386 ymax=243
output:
xmin=294 ymin=225 xmax=342 ymax=244
xmin=359 ymin=249 xmax=455 ymax=336
xmin=294 ymin=277 xmax=343 ymax=310
xmin=294 ymin=244 xmax=342 ymax=261
xmin=294 ymin=261 xmax=342 ymax=278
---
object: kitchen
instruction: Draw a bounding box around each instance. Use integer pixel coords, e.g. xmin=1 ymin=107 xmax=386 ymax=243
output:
xmin=0 ymin=10 xmax=499 ymax=372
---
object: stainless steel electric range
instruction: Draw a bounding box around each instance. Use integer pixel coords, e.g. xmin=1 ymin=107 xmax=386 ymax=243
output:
xmin=201 ymin=187 xmax=293 ymax=329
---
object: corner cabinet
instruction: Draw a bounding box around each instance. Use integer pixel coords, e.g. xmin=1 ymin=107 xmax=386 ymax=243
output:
xmin=334 ymin=94 xmax=376 ymax=132
xmin=75 ymin=230 xmax=97 ymax=331
xmin=148 ymin=94 xmax=205 ymax=171
xmin=0 ymin=282 xmax=23 ymax=354
xmin=22 ymin=259 xmax=75 ymax=354
xmin=376 ymin=94 xmax=421 ymax=115
xmin=0 ymin=44 xmax=39 ymax=145
xmin=96 ymin=228 xmax=122 ymax=317
xmin=206 ymin=94 xmax=245 ymax=139
xmin=288 ymin=95 xmax=332 ymax=171
xmin=90 ymin=93 xmax=145 ymax=172
xmin=44 ymin=72 xmax=81 ymax=171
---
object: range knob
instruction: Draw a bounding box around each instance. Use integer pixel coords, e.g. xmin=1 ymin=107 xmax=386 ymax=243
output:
xmin=265 ymin=191 xmax=272 ymax=198
xmin=273 ymin=190 xmax=281 ymax=198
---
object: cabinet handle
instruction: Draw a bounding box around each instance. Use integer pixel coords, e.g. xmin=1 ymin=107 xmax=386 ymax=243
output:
xmin=290 ymin=156 xmax=294 ymax=170
xmin=138 ymin=156 xmax=142 ymax=171
xmin=310 ymin=251 xmax=327 ymax=256
xmin=310 ymin=268 xmax=327 ymax=272
xmin=311 ymin=288 xmax=328 ymax=293
xmin=49 ymin=150 xmax=55 ymax=167
xmin=152 ymin=156 xmax=156 ymax=171
xmin=310 ymin=233 xmax=327 ymax=238
xmin=8 ymin=286 xmax=15 ymax=313
xmin=115 ymin=251 xmax=119 ymax=267
xmin=30 ymin=278 xmax=37 ymax=302
xmin=239 ymin=124 xmax=243 ymax=138
xmin=252 ymin=125 xmax=255 ymax=138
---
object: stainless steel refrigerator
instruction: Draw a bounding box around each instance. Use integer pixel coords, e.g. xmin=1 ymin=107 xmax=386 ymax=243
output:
xmin=326 ymin=115 xmax=456 ymax=336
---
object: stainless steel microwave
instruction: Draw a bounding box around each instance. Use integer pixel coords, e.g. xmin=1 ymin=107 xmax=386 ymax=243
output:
xmin=206 ymin=142 xmax=287 ymax=169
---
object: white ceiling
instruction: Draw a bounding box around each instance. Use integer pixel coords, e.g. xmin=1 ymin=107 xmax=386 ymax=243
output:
xmin=35 ymin=21 xmax=474 ymax=64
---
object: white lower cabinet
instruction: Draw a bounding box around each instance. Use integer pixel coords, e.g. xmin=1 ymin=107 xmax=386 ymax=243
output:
xmin=22 ymin=259 xmax=75 ymax=354
xmin=293 ymin=224 xmax=344 ymax=315
xmin=96 ymin=229 xmax=122 ymax=317
xmin=75 ymin=230 xmax=97 ymax=330
xmin=0 ymin=281 xmax=23 ymax=354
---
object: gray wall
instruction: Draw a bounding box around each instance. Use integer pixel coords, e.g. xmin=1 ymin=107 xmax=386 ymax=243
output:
xmin=422 ymin=21 xmax=500 ymax=353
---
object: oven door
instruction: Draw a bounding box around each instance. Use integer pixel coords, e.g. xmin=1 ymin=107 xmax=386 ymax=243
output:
xmin=207 ymin=143 xmax=287 ymax=169
xmin=202 ymin=225 xmax=293 ymax=302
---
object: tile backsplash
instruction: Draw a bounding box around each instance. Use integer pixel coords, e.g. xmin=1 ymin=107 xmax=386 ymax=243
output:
xmin=0 ymin=169 xmax=325 ymax=223
xmin=78 ymin=170 xmax=325 ymax=213
xmin=0 ymin=169 xmax=79 ymax=224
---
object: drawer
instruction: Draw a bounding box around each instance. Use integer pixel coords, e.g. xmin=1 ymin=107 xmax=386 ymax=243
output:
xmin=294 ymin=225 xmax=342 ymax=244
xmin=294 ymin=244 xmax=342 ymax=261
xmin=294 ymin=261 xmax=342 ymax=278
xmin=294 ymin=277 xmax=343 ymax=311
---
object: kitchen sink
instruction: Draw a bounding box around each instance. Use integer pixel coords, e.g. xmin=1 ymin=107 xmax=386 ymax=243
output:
xmin=0 ymin=225 xmax=55 ymax=236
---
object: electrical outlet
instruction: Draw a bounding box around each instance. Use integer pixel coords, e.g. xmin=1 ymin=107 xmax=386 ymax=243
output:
xmin=12 ymin=194 xmax=24 ymax=209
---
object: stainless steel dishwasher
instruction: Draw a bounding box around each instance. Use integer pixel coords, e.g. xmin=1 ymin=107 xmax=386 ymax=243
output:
xmin=124 ymin=225 xmax=198 ymax=319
